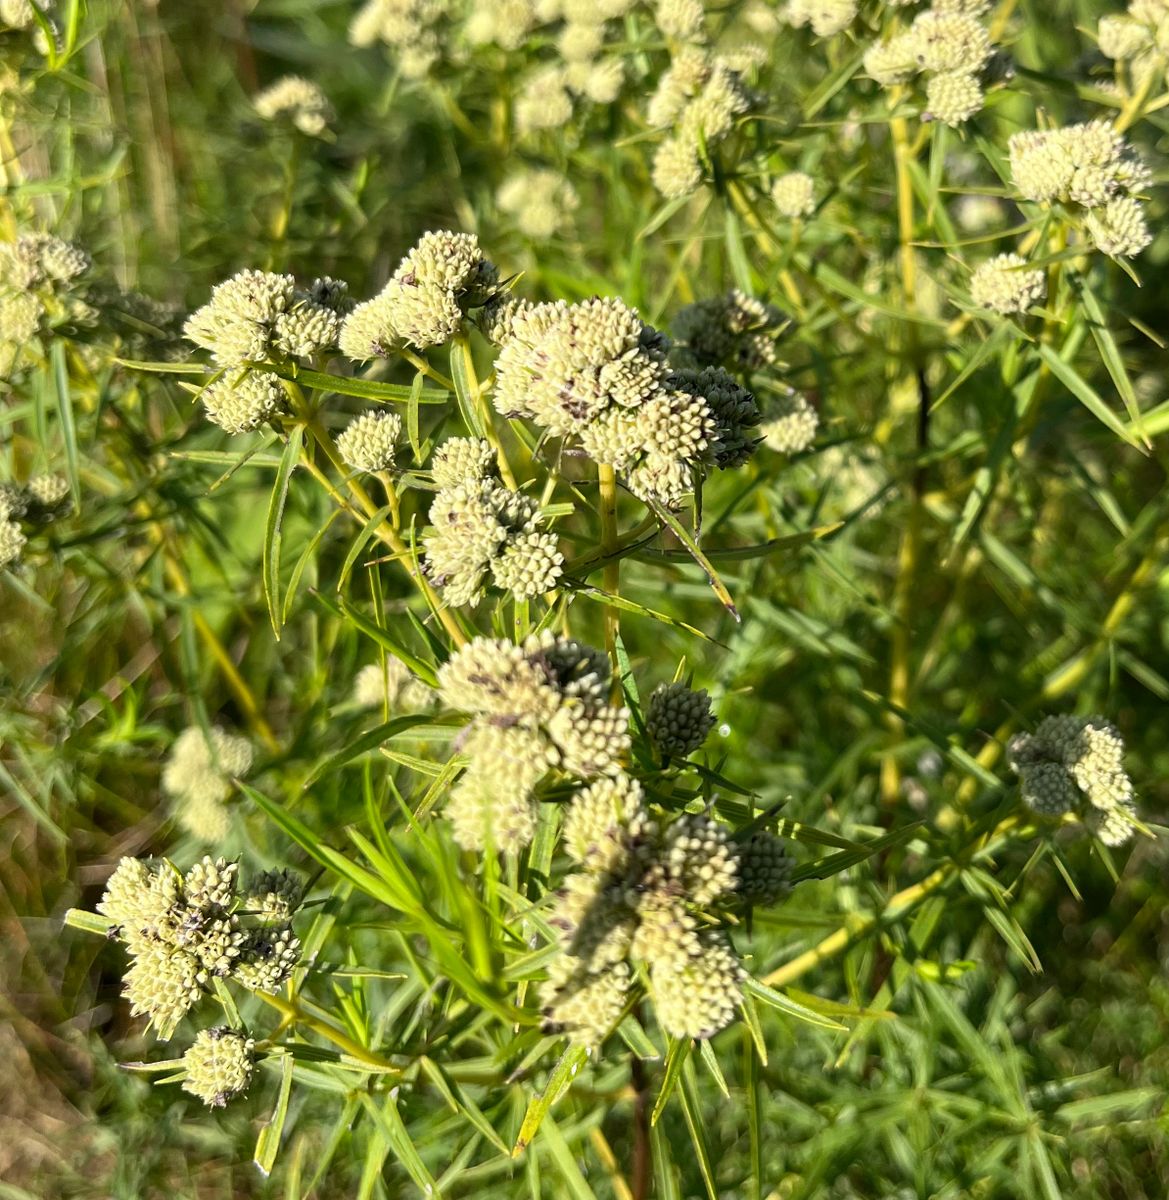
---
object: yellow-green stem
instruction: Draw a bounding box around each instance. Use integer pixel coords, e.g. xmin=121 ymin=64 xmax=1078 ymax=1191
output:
xmin=254 ymin=990 xmax=399 ymax=1072
xmin=598 ymin=463 xmax=620 ymax=673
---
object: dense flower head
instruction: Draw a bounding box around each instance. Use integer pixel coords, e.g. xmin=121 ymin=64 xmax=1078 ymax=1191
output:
xmin=671 ymin=289 xmax=786 ymax=371
xmin=0 ymin=517 xmax=27 ymax=568
xmin=646 ymin=50 xmax=753 ymax=198
xmin=655 ymin=0 xmax=705 ymax=41
xmin=431 ymin=437 xmax=495 ymax=488
xmin=1008 ymin=122 xmax=1151 ymax=208
xmin=253 ymin=75 xmax=333 ymax=136
xmin=162 ymin=726 xmax=253 ymax=843
xmin=349 ymin=0 xmax=449 ymax=76
xmin=199 ymin=369 xmax=286 ymax=434
xmin=494 ymin=297 xmax=759 ymax=505
xmin=647 ymin=681 xmax=716 ymax=759
xmin=969 ymin=253 xmax=1046 ymax=314
xmin=542 ymin=777 xmax=784 ymax=1046
xmin=437 ymin=634 xmax=628 ymax=853
xmin=785 ymin=0 xmax=858 ymax=38
xmin=1008 ymin=714 xmax=1138 ymax=845
xmin=496 ymin=169 xmax=580 ymax=240
xmin=515 ymin=65 xmax=575 ymax=134
xmin=339 ymin=231 xmax=497 ymax=356
xmin=336 ymin=410 xmax=402 ymax=472
xmin=353 ymin=658 xmax=433 ymax=710
xmin=864 ymin=3 xmax=994 ymax=123
xmin=1097 ymin=1 xmax=1169 ymax=81
xmin=736 ymin=831 xmax=795 ymax=904
xmin=95 ymin=854 xmax=301 ymax=1035
xmin=651 ymin=932 xmax=742 ymax=1039
xmin=423 ymin=478 xmax=562 ymax=605
xmin=185 ymin=269 xmax=347 ymax=366
xmin=1085 ymin=195 xmax=1153 ymax=258
xmin=761 ymin=390 xmax=819 ymax=454
xmin=771 ymin=171 xmax=816 ymax=219
xmin=465 ymin=0 xmax=538 ymax=49
xmin=923 ymin=70 xmax=983 ymax=125
xmin=181 ymin=1028 xmax=256 ymax=1108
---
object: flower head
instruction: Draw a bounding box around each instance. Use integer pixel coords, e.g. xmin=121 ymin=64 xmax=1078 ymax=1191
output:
xmin=181 ymin=1028 xmax=256 ymax=1107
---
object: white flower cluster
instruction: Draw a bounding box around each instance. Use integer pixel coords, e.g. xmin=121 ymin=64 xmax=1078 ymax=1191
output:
xmin=647 ymin=47 xmax=754 ymax=199
xmin=771 ymin=171 xmax=816 ymax=219
xmin=336 ymin=410 xmax=402 ymax=472
xmin=493 ymin=297 xmax=760 ymax=506
xmin=968 ymin=252 xmax=1046 ymax=315
xmin=1008 ymin=121 xmax=1153 ymax=258
xmin=785 ymin=0 xmax=858 ymax=39
xmin=253 ymin=75 xmax=333 ymax=137
xmin=760 ymin=391 xmax=819 ymax=455
xmin=0 ymin=233 xmax=93 ymax=361
xmin=339 ymin=231 xmax=497 ymax=357
xmin=423 ymin=438 xmax=563 ymax=606
xmin=349 ymin=0 xmax=452 ymax=77
xmin=496 ymin=168 xmax=580 ymax=240
xmin=353 ymin=659 xmax=433 ymax=711
xmin=161 ymin=726 xmax=254 ymax=844
xmin=543 ymin=778 xmax=795 ymax=1046
xmin=0 ymin=473 xmax=71 ymax=570
xmin=437 ymin=633 xmax=630 ymax=852
xmin=184 ymin=270 xmax=352 ymax=366
xmin=864 ymin=4 xmax=996 ymax=126
xmin=1008 ymin=714 xmax=1139 ymax=846
xmin=1098 ymin=0 xmax=1169 ymax=85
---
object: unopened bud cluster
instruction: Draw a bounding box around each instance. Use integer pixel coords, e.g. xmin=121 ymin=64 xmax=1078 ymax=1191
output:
xmin=0 ymin=473 xmax=71 ymax=571
xmin=95 ymin=856 xmax=303 ymax=1038
xmin=423 ymin=439 xmax=563 ymax=606
xmin=864 ymin=3 xmax=997 ymax=127
xmin=646 ymin=681 xmax=715 ymax=760
xmin=671 ymin=289 xmax=786 ymax=372
xmin=437 ymin=633 xmax=629 ymax=853
xmin=161 ymin=726 xmax=253 ymax=844
xmin=1097 ymin=1 xmax=1169 ymax=87
xmin=543 ymin=777 xmax=793 ymax=1046
xmin=1008 ymin=714 xmax=1139 ymax=846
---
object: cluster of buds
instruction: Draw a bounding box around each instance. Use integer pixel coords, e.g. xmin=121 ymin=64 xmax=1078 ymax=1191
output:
xmin=1008 ymin=120 xmax=1153 ymax=259
xmin=1097 ymin=0 xmax=1169 ymax=88
xmin=760 ymin=391 xmax=819 ymax=455
xmin=864 ymin=3 xmax=997 ymax=127
xmin=647 ymin=48 xmax=755 ymax=200
xmin=423 ymin=437 xmax=563 ymax=606
xmin=437 ymin=633 xmax=630 ymax=853
xmin=490 ymin=295 xmax=761 ymax=507
xmin=541 ymin=775 xmax=794 ymax=1046
xmin=0 ymin=474 xmax=71 ymax=571
xmin=96 ymin=857 xmax=303 ymax=1039
xmin=1008 ymin=714 xmax=1139 ymax=846
xmin=670 ymin=289 xmax=787 ymax=373
xmin=161 ymin=726 xmax=253 ymax=844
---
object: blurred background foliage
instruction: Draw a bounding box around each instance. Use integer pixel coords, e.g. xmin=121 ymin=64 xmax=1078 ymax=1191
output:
xmin=3 ymin=0 xmax=1169 ymax=1196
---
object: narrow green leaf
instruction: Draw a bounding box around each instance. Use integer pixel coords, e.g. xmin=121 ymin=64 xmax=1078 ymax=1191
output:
xmin=264 ymin=425 xmax=304 ymax=638
xmin=1038 ymin=343 xmax=1143 ymax=448
xmin=651 ymin=1037 xmax=691 ymax=1126
xmin=513 ymin=1043 xmax=589 ymax=1157
xmin=740 ymin=976 xmax=846 ymax=1030
xmin=255 ymin=1052 xmax=294 ymax=1176
xmin=647 ymin=498 xmax=739 ymax=620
